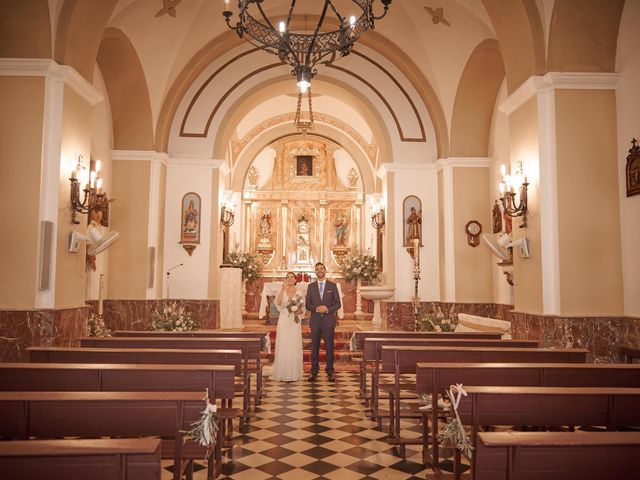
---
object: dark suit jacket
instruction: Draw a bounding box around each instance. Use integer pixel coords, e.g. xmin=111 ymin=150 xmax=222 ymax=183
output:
xmin=305 ymin=280 xmax=341 ymax=324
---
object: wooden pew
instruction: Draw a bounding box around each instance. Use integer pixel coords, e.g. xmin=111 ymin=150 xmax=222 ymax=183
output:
xmin=475 ymin=431 xmax=640 ymax=480
xmin=457 ymin=386 xmax=640 ymax=479
xmin=380 ymin=346 xmax=588 ymax=457
xmin=0 ymin=438 xmax=161 ymax=480
xmin=111 ymin=330 xmax=269 ymax=400
xmin=353 ymin=331 xmax=504 ymax=399
xmin=415 ymin=362 xmax=640 ymax=468
xmin=620 ymin=345 xmax=640 ymax=363
xmin=80 ymin=336 xmax=261 ymax=417
xmin=0 ymin=392 xmax=217 ymax=480
xmin=363 ymin=338 xmax=539 ymax=410
xmin=27 ymin=346 xmax=245 ymax=435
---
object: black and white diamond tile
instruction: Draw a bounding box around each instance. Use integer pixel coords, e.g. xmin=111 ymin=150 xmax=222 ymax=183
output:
xmin=161 ymin=372 xmax=432 ymax=479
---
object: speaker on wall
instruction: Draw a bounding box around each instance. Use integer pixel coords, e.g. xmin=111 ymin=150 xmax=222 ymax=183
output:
xmin=39 ymin=221 xmax=53 ymax=290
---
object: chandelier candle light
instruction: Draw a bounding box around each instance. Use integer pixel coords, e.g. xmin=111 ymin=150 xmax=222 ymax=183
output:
xmin=69 ymin=154 xmax=109 ymax=225
xmin=223 ymin=1 xmax=392 ymax=92
xmin=499 ymin=161 xmax=529 ymax=228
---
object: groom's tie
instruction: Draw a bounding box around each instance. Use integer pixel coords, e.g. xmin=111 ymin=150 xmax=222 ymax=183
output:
xmin=319 ymin=281 xmax=324 ymax=298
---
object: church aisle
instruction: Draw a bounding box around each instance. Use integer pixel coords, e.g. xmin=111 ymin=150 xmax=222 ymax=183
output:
xmin=164 ymin=372 xmax=432 ymax=479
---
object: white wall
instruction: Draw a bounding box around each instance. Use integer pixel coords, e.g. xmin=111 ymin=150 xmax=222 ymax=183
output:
xmin=163 ymin=158 xmax=216 ymax=299
xmin=616 ymin=0 xmax=640 ymax=316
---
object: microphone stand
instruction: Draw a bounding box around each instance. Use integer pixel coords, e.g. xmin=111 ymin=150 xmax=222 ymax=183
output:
xmin=166 ymin=263 xmax=183 ymax=300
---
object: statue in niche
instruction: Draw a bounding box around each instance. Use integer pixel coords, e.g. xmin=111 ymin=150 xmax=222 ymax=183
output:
xmin=407 ymin=207 xmax=422 ymax=241
xmin=259 ymin=209 xmax=271 ymax=237
xmin=492 ymin=201 xmax=502 ymax=233
xmin=334 ymin=213 xmax=348 ymax=246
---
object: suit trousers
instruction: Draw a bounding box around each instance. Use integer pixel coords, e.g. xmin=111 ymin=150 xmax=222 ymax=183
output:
xmin=310 ymin=315 xmax=335 ymax=375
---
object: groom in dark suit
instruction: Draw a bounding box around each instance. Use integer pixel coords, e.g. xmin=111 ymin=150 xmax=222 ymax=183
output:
xmin=305 ymin=262 xmax=341 ymax=382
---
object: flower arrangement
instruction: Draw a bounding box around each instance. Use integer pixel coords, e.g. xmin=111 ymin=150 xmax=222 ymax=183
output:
xmin=225 ymin=251 xmax=261 ymax=282
xmin=87 ymin=313 xmax=112 ymax=337
xmin=341 ymin=251 xmax=379 ymax=282
xmin=438 ymin=384 xmax=473 ymax=459
xmin=416 ymin=303 xmax=458 ymax=332
xmin=149 ymin=302 xmax=199 ymax=332
xmin=182 ymin=389 xmax=219 ymax=458
xmin=285 ymin=294 xmax=305 ymax=323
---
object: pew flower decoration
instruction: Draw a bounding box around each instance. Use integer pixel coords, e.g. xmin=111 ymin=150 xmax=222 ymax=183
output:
xmin=285 ymin=294 xmax=305 ymax=323
xmin=149 ymin=302 xmax=199 ymax=332
xmin=416 ymin=303 xmax=458 ymax=333
xmin=349 ymin=332 xmax=361 ymax=352
xmin=341 ymin=251 xmax=379 ymax=283
xmin=438 ymin=383 xmax=473 ymax=459
xmin=182 ymin=389 xmax=219 ymax=457
xmin=87 ymin=313 xmax=112 ymax=337
xmin=225 ymin=250 xmax=261 ymax=283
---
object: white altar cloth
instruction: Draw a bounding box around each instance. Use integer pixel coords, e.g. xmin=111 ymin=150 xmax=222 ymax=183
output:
xmin=258 ymin=281 xmax=344 ymax=319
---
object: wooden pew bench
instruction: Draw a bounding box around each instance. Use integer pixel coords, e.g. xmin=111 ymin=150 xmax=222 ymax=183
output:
xmin=353 ymin=331 xmax=504 ymax=400
xmin=379 ymin=346 xmax=588 ymax=458
xmin=415 ymin=362 xmax=640 ymax=468
xmin=475 ymin=431 xmax=640 ymax=480
xmin=0 ymin=362 xmax=237 ymax=445
xmin=111 ymin=330 xmax=270 ymax=399
xmin=620 ymin=345 xmax=640 ymax=363
xmin=0 ymin=392 xmax=222 ymax=480
xmin=80 ymin=336 xmax=261 ymax=421
xmin=0 ymin=438 xmax=161 ymax=480
xmin=27 ymin=346 xmax=244 ymax=438
xmin=363 ymin=338 xmax=538 ymax=411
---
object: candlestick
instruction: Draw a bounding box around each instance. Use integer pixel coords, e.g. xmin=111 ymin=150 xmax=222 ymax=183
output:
xmin=98 ymin=273 xmax=104 ymax=316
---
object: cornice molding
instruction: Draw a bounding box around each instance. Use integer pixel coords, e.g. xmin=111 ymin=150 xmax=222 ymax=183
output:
xmin=435 ymin=157 xmax=490 ymax=170
xmin=499 ymin=72 xmax=621 ymax=116
xmin=167 ymin=157 xmax=228 ymax=172
xmin=111 ymin=150 xmax=168 ymax=164
xmin=377 ymin=162 xmax=437 ymax=178
xmin=0 ymin=58 xmax=103 ymax=106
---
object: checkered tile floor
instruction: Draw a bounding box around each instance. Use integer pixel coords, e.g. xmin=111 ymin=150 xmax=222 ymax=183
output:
xmin=162 ymin=372 xmax=437 ymax=479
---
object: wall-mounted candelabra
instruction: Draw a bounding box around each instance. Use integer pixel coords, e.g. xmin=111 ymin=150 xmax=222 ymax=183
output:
xmin=69 ymin=154 xmax=109 ymax=225
xmin=499 ymin=160 xmax=529 ymax=228
xmin=371 ymin=200 xmax=385 ymax=270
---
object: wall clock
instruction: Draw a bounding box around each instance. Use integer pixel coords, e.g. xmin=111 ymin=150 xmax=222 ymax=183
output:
xmin=465 ymin=220 xmax=482 ymax=247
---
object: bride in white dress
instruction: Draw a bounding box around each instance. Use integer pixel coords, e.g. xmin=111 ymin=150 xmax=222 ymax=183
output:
xmin=271 ymin=272 xmax=304 ymax=382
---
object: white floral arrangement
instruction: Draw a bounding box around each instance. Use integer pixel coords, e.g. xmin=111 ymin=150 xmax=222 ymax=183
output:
xmin=225 ymin=251 xmax=261 ymax=282
xmin=87 ymin=313 xmax=112 ymax=337
xmin=341 ymin=251 xmax=379 ymax=282
xmin=285 ymin=294 xmax=305 ymax=323
xmin=182 ymin=389 xmax=219 ymax=458
xmin=416 ymin=303 xmax=458 ymax=332
xmin=438 ymin=384 xmax=473 ymax=459
xmin=149 ymin=302 xmax=199 ymax=332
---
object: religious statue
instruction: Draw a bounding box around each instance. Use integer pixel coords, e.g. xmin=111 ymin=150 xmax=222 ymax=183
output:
xmin=259 ymin=209 xmax=271 ymax=238
xmin=183 ymin=200 xmax=198 ymax=234
xmin=334 ymin=213 xmax=348 ymax=246
xmin=407 ymin=206 xmax=422 ymax=241
xmin=492 ymin=200 xmax=502 ymax=233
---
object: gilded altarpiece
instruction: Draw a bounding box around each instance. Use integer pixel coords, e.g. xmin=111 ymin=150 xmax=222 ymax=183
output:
xmin=244 ymin=138 xmax=363 ymax=276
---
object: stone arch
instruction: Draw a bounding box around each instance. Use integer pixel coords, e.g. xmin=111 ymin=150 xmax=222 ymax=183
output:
xmin=449 ymin=39 xmax=505 ymax=157
xmin=54 ymin=0 xmax=118 ymax=81
xmin=96 ymin=28 xmax=154 ymax=150
xmin=548 ymin=0 xmax=625 ymax=72
xmin=231 ymin=124 xmax=376 ymax=194
xmin=482 ymin=0 xmax=545 ymax=93
xmin=0 ymin=0 xmax=51 ymax=58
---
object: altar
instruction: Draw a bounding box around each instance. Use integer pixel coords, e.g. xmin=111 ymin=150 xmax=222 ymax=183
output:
xmin=258 ymin=281 xmax=345 ymax=322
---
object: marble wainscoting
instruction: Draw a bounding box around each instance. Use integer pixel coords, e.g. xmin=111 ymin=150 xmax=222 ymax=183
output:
xmin=510 ymin=313 xmax=640 ymax=363
xmin=385 ymin=302 xmax=513 ymax=331
xmin=90 ymin=299 xmax=219 ymax=332
xmin=0 ymin=306 xmax=89 ymax=362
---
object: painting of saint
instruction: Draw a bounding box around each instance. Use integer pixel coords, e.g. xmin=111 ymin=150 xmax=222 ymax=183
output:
xmin=296 ymin=155 xmax=313 ymax=176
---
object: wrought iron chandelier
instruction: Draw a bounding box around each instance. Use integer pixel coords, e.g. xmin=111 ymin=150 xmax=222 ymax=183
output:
xmin=223 ymin=0 xmax=392 ymax=92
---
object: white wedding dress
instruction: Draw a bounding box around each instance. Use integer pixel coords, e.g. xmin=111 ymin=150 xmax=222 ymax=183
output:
xmin=271 ymin=292 xmax=304 ymax=382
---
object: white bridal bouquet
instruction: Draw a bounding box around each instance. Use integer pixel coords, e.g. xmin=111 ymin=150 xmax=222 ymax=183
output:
xmin=285 ymin=294 xmax=305 ymax=323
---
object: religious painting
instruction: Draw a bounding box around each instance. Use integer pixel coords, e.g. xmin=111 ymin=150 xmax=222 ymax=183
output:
xmin=626 ymin=138 xmax=640 ymax=197
xmin=180 ymin=192 xmax=201 ymax=244
xmin=403 ymin=195 xmax=422 ymax=246
xmin=332 ymin=210 xmax=349 ymax=248
xmin=296 ymin=155 xmax=313 ymax=176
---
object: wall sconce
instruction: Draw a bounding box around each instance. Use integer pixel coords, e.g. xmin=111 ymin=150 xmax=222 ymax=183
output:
xmin=370 ymin=199 xmax=385 ymax=270
xmin=499 ymin=161 xmax=529 ymax=228
xmin=220 ymin=192 xmax=235 ymax=262
xmin=69 ymin=154 xmax=109 ymax=225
